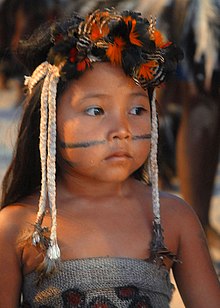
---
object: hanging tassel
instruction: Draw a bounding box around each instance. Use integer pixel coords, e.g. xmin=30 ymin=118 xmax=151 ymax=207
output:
xmin=41 ymin=64 xmax=61 ymax=274
xmin=32 ymin=67 xmax=52 ymax=246
xmin=149 ymin=88 xmax=160 ymax=224
xmin=150 ymin=221 xmax=180 ymax=264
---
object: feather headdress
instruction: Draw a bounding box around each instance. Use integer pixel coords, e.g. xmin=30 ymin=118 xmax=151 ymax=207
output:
xmin=22 ymin=8 xmax=183 ymax=278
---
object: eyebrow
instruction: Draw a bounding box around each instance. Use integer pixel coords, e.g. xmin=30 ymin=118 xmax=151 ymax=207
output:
xmin=129 ymin=92 xmax=149 ymax=98
xmin=78 ymin=93 xmax=109 ymax=104
xmin=78 ymin=92 xmax=149 ymax=103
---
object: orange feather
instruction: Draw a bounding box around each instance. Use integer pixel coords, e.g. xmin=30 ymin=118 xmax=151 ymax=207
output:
xmin=153 ymin=30 xmax=171 ymax=48
xmin=138 ymin=61 xmax=158 ymax=80
xmin=123 ymin=16 xmax=142 ymax=46
xmin=90 ymin=23 xmax=109 ymax=40
xmin=106 ymin=37 xmax=126 ymax=65
xmin=77 ymin=58 xmax=91 ymax=71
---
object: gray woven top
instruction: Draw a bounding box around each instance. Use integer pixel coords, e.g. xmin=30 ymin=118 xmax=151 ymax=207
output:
xmin=22 ymin=257 xmax=174 ymax=307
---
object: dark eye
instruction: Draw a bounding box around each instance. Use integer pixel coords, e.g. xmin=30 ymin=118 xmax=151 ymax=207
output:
xmin=130 ymin=107 xmax=147 ymax=115
xmin=85 ymin=107 xmax=104 ymax=116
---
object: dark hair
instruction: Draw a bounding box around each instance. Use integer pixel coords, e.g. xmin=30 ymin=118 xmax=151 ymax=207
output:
xmin=0 ymin=17 xmax=69 ymax=207
xmin=0 ymin=0 xmax=60 ymax=80
xmin=0 ymin=17 xmax=70 ymax=207
xmin=1 ymin=83 xmax=42 ymax=207
xmin=0 ymin=0 xmax=59 ymax=50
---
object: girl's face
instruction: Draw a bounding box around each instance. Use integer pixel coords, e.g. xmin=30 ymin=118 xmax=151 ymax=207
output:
xmin=57 ymin=62 xmax=151 ymax=183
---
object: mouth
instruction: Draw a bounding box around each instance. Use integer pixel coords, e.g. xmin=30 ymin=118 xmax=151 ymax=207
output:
xmin=105 ymin=151 xmax=132 ymax=161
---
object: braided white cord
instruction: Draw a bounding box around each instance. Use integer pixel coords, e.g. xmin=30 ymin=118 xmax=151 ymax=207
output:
xmin=24 ymin=61 xmax=50 ymax=94
xmin=149 ymin=15 xmax=156 ymax=39
xmin=36 ymin=71 xmax=52 ymax=220
xmin=150 ymin=88 xmax=160 ymax=224
xmin=32 ymin=64 xmax=51 ymax=245
xmin=46 ymin=65 xmax=60 ymax=260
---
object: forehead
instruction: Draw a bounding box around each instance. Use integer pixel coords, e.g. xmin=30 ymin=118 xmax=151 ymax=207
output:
xmin=60 ymin=62 xmax=148 ymax=102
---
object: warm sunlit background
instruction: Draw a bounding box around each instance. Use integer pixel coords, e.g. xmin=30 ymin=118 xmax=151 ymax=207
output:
xmin=0 ymin=1 xmax=219 ymax=307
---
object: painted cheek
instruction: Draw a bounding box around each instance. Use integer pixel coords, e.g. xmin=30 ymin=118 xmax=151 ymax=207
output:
xmin=130 ymin=116 xmax=151 ymax=133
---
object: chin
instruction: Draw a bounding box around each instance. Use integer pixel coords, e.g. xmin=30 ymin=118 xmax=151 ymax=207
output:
xmin=99 ymin=170 xmax=135 ymax=183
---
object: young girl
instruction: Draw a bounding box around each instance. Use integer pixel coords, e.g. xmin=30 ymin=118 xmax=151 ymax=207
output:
xmin=0 ymin=8 xmax=219 ymax=307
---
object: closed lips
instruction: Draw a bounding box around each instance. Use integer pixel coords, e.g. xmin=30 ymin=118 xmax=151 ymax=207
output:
xmin=105 ymin=152 xmax=132 ymax=159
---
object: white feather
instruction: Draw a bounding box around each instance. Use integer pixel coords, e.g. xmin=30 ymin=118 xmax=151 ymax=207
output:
xmin=191 ymin=0 xmax=219 ymax=88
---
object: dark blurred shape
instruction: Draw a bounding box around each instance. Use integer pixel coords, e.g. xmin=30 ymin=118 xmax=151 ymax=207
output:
xmin=0 ymin=0 xmax=61 ymax=89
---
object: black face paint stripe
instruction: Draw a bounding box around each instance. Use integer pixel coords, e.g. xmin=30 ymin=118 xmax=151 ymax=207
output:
xmin=132 ymin=134 xmax=151 ymax=140
xmin=60 ymin=134 xmax=151 ymax=149
xmin=60 ymin=140 xmax=106 ymax=149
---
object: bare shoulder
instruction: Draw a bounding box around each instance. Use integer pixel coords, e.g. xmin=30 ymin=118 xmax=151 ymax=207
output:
xmin=160 ymin=190 xmax=191 ymax=210
xmin=158 ymin=190 xmax=207 ymax=250
xmin=132 ymin=181 xmax=201 ymax=233
xmin=0 ymin=199 xmax=39 ymax=304
xmin=0 ymin=199 xmax=38 ymax=255
xmin=0 ymin=198 xmax=38 ymax=228
xmin=155 ymin=190 xmax=206 ymax=258
xmin=132 ymin=181 xmax=198 ymax=225
xmin=159 ymin=192 xmax=220 ymax=306
xmin=159 ymin=190 xmax=200 ymax=227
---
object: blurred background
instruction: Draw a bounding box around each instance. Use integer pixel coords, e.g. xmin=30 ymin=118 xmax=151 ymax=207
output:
xmin=0 ymin=1 xmax=219 ymax=306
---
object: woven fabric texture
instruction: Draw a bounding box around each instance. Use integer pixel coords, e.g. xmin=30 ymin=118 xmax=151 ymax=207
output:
xmin=22 ymin=257 xmax=174 ymax=307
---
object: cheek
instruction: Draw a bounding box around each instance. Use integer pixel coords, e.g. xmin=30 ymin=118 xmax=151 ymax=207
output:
xmin=130 ymin=115 xmax=151 ymax=134
xmin=57 ymin=117 xmax=104 ymax=143
xmin=57 ymin=116 xmax=105 ymax=166
xmin=58 ymin=146 xmax=100 ymax=173
xmin=130 ymin=117 xmax=151 ymax=164
xmin=57 ymin=120 xmax=86 ymax=144
xmin=133 ymin=141 xmax=151 ymax=164
xmin=57 ymin=114 xmax=78 ymax=139
xmin=144 ymin=116 xmax=151 ymax=133
xmin=60 ymin=147 xmax=93 ymax=164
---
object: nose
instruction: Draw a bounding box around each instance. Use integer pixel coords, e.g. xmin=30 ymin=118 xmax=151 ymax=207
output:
xmin=107 ymin=112 xmax=132 ymax=141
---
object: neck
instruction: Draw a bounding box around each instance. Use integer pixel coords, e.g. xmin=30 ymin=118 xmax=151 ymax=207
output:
xmin=57 ymin=171 xmax=134 ymax=200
